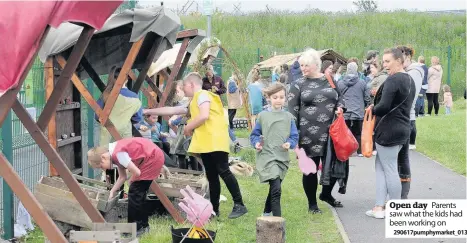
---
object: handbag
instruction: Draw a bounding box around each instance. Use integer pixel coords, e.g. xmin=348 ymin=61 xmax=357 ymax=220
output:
xmin=329 ymin=113 xmax=359 ymax=161
xmin=361 ymin=108 xmax=376 ymax=158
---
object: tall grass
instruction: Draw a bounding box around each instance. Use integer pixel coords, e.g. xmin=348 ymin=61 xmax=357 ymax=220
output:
xmin=181 ymin=11 xmax=466 ymax=98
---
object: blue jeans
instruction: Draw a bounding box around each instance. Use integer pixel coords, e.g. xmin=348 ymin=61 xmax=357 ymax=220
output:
xmin=445 ymin=106 xmax=451 ymax=115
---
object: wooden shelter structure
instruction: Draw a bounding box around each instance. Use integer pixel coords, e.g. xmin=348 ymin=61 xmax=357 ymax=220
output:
xmin=0 ymin=3 xmax=202 ymax=242
xmin=256 ymin=49 xmax=348 ymax=71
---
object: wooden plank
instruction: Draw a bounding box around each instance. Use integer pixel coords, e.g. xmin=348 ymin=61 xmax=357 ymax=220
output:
xmin=150 ymin=182 xmax=184 ymax=223
xmin=57 ymin=136 xmax=81 ymax=147
xmin=99 ymin=38 xmax=144 ymax=126
xmin=34 ymin=191 xmax=94 ymax=229
xmin=176 ymin=29 xmax=200 ymax=39
xmin=45 ymin=57 xmax=58 ymax=176
xmin=73 ymin=174 xmax=112 ymax=189
xmin=0 ymin=154 xmax=67 ymax=243
xmin=158 ymin=38 xmax=190 ymax=107
xmin=168 ymin=167 xmax=204 ymax=175
xmin=92 ymin=223 xmax=137 ymax=235
xmin=131 ymin=36 xmax=165 ymax=93
xmin=146 ymin=76 xmax=163 ymax=99
xmin=56 ymin=103 xmax=81 ymax=111
xmin=156 ymin=178 xmax=202 ymax=188
xmin=80 ymin=56 xmax=106 ymax=92
xmin=35 ymin=183 xmax=99 ymax=205
xmin=12 ymin=99 xmax=106 ymax=223
xmin=37 ymin=26 xmax=95 ymax=132
xmin=69 ymin=230 xmax=121 ymax=242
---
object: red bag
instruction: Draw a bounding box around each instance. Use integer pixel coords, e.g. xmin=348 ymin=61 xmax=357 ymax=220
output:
xmin=329 ymin=114 xmax=359 ymax=161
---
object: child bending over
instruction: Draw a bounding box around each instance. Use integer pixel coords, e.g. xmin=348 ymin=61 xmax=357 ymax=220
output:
xmin=87 ymin=137 xmax=167 ymax=236
xmin=250 ymin=83 xmax=298 ymax=217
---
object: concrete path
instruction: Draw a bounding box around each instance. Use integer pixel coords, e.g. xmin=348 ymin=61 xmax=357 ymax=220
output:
xmin=236 ymin=138 xmax=466 ymax=243
xmin=334 ymin=151 xmax=466 ymax=243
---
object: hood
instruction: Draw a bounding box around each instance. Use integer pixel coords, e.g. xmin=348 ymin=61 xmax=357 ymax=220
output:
xmin=290 ymin=60 xmax=302 ymax=75
xmin=407 ymin=63 xmax=425 ymax=76
xmin=431 ymin=64 xmax=442 ymax=72
xmin=342 ymin=74 xmax=359 ymax=87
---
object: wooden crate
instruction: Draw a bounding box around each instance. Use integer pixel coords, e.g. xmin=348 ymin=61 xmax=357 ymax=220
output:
xmin=155 ymin=168 xmax=206 ymax=199
xmin=34 ymin=176 xmax=119 ymax=229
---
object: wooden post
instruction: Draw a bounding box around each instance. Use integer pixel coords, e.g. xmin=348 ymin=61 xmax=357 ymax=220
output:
xmin=256 ymin=217 xmax=286 ymax=243
xmin=44 ymin=57 xmax=58 ymax=176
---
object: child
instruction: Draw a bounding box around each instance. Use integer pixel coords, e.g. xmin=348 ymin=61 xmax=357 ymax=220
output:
xmin=136 ymin=114 xmax=170 ymax=155
xmin=247 ymin=77 xmax=264 ymax=128
xmin=87 ymin=137 xmax=166 ymax=236
xmin=249 ymin=83 xmax=298 ymax=217
xmin=442 ymin=85 xmax=453 ymax=115
xmin=144 ymin=72 xmax=248 ymax=219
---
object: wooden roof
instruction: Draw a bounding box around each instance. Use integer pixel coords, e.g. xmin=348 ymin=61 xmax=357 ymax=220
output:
xmin=257 ymin=49 xmax=347 ymax=71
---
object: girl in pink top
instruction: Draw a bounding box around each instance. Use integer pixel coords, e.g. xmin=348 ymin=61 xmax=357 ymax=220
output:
xmin=442 ymin=85 xmax=453 ymax=115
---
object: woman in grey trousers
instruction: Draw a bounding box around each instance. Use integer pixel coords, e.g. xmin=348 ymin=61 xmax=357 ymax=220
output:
xmin=366 ymin=48 xmax=416 ymax=219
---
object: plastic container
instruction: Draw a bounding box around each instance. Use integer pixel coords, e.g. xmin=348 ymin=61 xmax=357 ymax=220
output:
xmin=171 ymin=226 xmax=216 ymax=243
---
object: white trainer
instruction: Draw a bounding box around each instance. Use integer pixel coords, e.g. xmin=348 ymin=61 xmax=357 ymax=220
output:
xmin=366 ymin=210 xmax=385 ymax=219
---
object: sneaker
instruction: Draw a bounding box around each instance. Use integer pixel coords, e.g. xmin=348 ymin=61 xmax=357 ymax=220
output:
xmin=409 ymin=145 xmax=416 ymax=150
xmin=308 ymin=205 xmax=322 ymax=214
xmin=262 ymin=212 xmax=272 ymax=217
xmin=228 ymin=204 xmax=248 ymax=219
xmin=233 ymin=142 xmax=243 ymax=153
xmin=365 ymin=209 xmax=385 ymax=219
xmin=136 ymin=226 xmax=150 ymax=237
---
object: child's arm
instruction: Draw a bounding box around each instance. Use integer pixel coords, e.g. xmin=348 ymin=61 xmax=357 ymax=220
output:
xmin=249 ymin=116 xmax=263 ymax=151
xmin=109 ymin=166 xmax=127 ymax=199
xmin=285 ymin=120 xmax=299 ymax=149
xmin=144 ymin=106 xmax=187 ymax=116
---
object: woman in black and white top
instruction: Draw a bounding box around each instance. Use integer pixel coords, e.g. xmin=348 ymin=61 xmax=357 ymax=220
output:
xmin=366 ymin=48 xmax=416 ymax=219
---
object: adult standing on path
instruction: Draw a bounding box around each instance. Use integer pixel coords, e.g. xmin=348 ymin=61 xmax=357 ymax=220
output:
xmin=366 ymin=48 xmax=415 ymax=219
xmin=337 ymin=62 xmax=370 ymax=157
xmin=426 ymin=56 xmax=443 ymax=116
xmin=397 ymin=45 xmax=424 ymax=199
xmin=288 ymin=49 xmax=346 ymax=214
xmin=415 ymin=56 xmax=429 ymax=117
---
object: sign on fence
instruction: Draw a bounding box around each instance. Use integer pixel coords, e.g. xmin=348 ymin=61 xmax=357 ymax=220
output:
xmin=203 ymin=0 xmax=213 ymax=16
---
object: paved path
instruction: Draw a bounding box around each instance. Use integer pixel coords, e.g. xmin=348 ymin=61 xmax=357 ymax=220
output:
xmin=237 ymin=138 xmax=466 ymax=243
xmin=334 ymin=151 xmax=466 ymax=243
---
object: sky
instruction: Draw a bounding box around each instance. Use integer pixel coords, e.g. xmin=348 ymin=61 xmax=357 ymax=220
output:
xmin=140 ymin=0 xmax=466 ymax=13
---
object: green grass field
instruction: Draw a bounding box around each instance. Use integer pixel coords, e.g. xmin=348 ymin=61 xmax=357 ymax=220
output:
xmin=415 ymin=99 xmax=466 ymax=175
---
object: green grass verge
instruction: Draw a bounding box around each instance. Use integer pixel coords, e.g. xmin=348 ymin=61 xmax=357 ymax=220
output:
xmin=415 ymin=99 xmax=466 ymax=175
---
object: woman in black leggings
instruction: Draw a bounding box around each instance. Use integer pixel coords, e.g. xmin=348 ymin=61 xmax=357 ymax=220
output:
xmin=426 ymin=93 xmax=439 ymax=115
xmin=426 ymin=56 xmax=443 ymax=115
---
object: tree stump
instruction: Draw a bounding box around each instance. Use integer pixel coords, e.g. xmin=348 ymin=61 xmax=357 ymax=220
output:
xmin=256 ymin=216 xmax=286 ymax=243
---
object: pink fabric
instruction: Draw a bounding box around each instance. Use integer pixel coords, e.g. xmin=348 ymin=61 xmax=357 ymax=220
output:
xmin=178 ymin=185 xmax=214 ymax=227
xmin=295 ymin=147 xmax=317 ymax=175
xmin=0 ymin=1 xmax=122 ymax=95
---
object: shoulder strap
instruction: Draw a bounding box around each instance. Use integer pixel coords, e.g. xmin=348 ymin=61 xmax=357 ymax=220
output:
xmin=325 ymin=74 xmax=336 ymax=89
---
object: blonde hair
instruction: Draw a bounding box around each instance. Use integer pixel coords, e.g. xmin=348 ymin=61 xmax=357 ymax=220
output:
xmin=183 ymin=72 xmax=203 ymax=85
xmin=431 ymin=56 xmax=440 ymax=65
xmin=299 ymin=48 xmax=322 ymax=71
xmin=443 ymin=84 xmax=451 ymax=92
xmin=418 ymin=56 xmax=425 ymax=63
xmin=263 ymin=83 xmax=286 ymax=97
xmin=273 ymin=66 xmax=281 ymax=75
xmin=87 ymin=147 xmax=108 ymax=168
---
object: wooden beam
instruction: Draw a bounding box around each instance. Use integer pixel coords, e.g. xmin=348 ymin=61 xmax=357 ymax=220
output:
xmin=158 ymin=38 xmax=190 ymax=107
xmin=44 ymin=57 xmax=58 ymax=176
xmin=0 ymin=154 xmax=67 ymax=243
xmin=150 ymin=182 xmax=184 ymax=223
xmin=99 ymin=38 xmax=144 ymax=126
xmin=37 ymin=26 xmax=95 ymax=132
xmin=146 ymin=76 xmax=163 ymax=98
xmin=56 ymin=56 xmax=122 ymax=140
xmin=0 ymin=26 xmax=51 ymax=129
xmin=131 ymin=36 xmax=166 ymax=93
xmin=80 ymin=56 xmax=106 ymax=92
xmin=12 ymin=99 xmax=106 ymax=223
xmin=176 ymin=29 xmax=200 ymax=40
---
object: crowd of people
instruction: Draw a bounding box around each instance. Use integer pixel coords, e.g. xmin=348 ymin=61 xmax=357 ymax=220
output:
xmin=84 ymin=45 xmax=451 ymax=236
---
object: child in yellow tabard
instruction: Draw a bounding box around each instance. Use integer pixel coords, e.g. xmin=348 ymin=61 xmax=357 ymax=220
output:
xmin=144 ymin=72 xmax=247 ymax=219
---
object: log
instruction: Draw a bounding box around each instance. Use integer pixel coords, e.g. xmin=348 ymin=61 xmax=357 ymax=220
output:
xmin=256 ymin=216 xmax=286 ymax=243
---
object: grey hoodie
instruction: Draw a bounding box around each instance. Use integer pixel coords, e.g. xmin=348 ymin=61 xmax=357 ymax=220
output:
xmin=337 ymin=74 xmax=371 ymax=120
xmin=406 ymin=62 xmax=424 ymax=120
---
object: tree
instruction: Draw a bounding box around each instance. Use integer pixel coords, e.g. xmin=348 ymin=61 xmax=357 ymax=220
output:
xmin=353 ymin=0 xmax=378 ymax=12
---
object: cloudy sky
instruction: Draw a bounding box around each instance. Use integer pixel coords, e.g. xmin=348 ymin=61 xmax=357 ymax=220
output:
xmin=140 ymin=0 xmax=466 ymax=13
